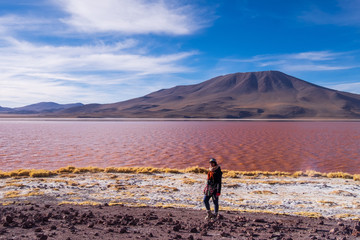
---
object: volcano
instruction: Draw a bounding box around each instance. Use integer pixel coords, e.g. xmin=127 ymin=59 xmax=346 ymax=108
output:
xmin=59 ymin=71 xmax=360 ymax=119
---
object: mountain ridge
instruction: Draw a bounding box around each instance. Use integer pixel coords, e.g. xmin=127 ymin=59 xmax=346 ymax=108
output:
xmin=56 ymin=71 xmax=360 ymax=119
xmin=0 ymin=102 xmax=84 ymax=114
xmin=2 ymin=71 xmax=360 ymax=119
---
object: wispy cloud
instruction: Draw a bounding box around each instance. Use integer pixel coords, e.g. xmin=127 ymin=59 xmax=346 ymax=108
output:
xmin=1 ymin=37 xmax=196 ymax=74
xmin=301 ymin=0 xmax=360 ymax=26
xmin=56 ymin=0 xmax=208 ymax=35
xmin=223 ymin=51 xmax=357 ymax=72
xmin=0 ymin=36 xmax=197 ymax=106
xmin=0 ymin=1 xmax=209 ymax=107
xmin=329 ymin=82 xmax=360 ymax=94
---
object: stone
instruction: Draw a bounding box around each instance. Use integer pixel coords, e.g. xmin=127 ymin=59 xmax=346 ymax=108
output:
xmin=173 ymin=224 xmax=181 ymax=232
xmin=37 ymin=234 xmax=48 ymax=240
xmin=221 ymin=231 xmax=231 ymax=237
xmin=254 ymin=218 xmax=266 ymax=223
xmin=4 ymin=216 xmax=13 ymax=224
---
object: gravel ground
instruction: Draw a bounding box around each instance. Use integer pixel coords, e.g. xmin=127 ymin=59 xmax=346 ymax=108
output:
xmin=1 ymin=202 xmax=360 ymax=239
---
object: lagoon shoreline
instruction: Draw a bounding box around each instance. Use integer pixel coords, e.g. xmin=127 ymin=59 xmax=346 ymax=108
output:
xmin=2 ymin=116 xmax=360 ymax=122
xmin=1 ymin=167 xmax=360 ymax=238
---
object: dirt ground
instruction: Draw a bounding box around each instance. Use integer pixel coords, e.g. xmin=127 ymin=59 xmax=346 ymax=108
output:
xmin=1 ymin=201 xmax=360 ymax=240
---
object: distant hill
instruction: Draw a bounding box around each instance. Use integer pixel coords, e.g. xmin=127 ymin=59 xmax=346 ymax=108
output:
xmin=0 ymin=106 xmax=13 ymax=112
xmin=57 ymin=71 xmax=360 ymax=119
xmin=0 ymin=102 xmax=84 ymax=114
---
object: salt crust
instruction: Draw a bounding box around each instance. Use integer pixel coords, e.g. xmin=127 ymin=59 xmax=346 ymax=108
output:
xmin=1 ymin=172 xmax=360 ymax=219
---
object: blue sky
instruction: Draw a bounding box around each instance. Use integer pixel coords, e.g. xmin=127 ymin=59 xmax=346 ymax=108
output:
xmin=1 ymin=0 xmax=360 ymax=107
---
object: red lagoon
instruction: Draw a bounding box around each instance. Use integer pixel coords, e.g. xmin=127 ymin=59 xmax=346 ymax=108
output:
xmin=0 ymin=120 xmax=359 ymax=173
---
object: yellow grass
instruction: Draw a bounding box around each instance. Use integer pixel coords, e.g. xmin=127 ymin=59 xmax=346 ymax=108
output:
xmin=303 ymin=170 xmax=324 ymax=177
xmin=4 ymin=183 xmax=25 ymax=187
xmin=108 ymin=202 xmax=124 ymax=206
xmin=156 ymin=185 xmax=179 ymax=192
xmin=330 ymin=190 xmax=355 ymax=197
xmin=293 ymin=212 xmax=322 ymax=218
xmin=29 ymin=170 xmax=54 ymax=178
xmin=0 ymin=201 xmax=14 ymax=206
xmin=163 ymin=168 xmax=181 ymax=173
xmin=3 ymin=190 xmax=45 ymax=198
xmin=119 ymin=191 xmax=135 ymax=197
xmin=23 ymin=191 xmax=45 ymax=197
xmin=222 ymin=171 xmax=238 ymax=178
xmin=335 ymin=213 xmax=356 ymax=219
xmin=1 ymin=166 xmax=360 ymax=183
xmin=4 ymin=190 xmax=21 ymax=198
xmin=251 ymin=190 xmax=276 ymax=195
xmin=326 ymin=172 xmax=353 ymax=179
xmin=154 ymin=203 xmax=196 ymax=209
xmin=58 ymin=201 xmax=102 ymax=206
xmin=65 ymin=180 xmax=79 ymax=186
xmin=182 ymin=178 xmax=200 ymax=185
xmin=139 ymin=197 xmax=151 ymax=201
xmin=56 ymin=166 xmax=77 ymax=173
xmin=183 ymin=166 xmax=207 ymax=174
xmin=291 ymin=171 xmax=304 ymax=177
xmin=353 ymin=174 xmax=360 ymax=181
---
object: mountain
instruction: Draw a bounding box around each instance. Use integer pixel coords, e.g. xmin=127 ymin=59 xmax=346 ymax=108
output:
xmin=0 ymin=106 xmax=13 ymax=112
xmin=0 ymin=102 xmax=84 ymax=114
xmin=54 ymin=71 xmax=360 ymax=118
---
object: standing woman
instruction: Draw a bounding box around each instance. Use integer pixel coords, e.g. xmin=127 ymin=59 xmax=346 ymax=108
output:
xmin=203 ymin=158 xmax=222 ymax=219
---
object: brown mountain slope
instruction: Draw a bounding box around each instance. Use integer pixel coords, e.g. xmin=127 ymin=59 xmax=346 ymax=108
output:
xmin=58 ymin=71 xmax=360 ymax=119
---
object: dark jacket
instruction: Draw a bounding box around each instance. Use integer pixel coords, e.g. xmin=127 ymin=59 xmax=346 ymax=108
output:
xmin=207 ymin=166 xmax=222 ymax=195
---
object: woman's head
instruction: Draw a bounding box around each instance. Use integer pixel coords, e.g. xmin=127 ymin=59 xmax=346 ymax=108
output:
xmin=209 ymin=158 xmax=217 ymax=166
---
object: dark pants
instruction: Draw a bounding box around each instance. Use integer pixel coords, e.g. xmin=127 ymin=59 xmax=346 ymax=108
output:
xmin=203 ymin=195 xmax=219 ymax=213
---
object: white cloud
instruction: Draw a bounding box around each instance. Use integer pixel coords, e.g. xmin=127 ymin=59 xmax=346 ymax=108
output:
xmin=223 ymin=51 xmax=356 ymax=72
xmin=0 ymin=1 xmax=209 ymax=107
xmin=56 ymin=0 xmax=206 ymax=35
xmin=0 ymin=36 xmax=197 ymax=107
xmin=0 ymin=36 xmax=196 ymax=74
xmin=301 ymin=0 xmax=360 ymax=26
xmin=278 ymin=64 xmax=352 ymax=72
xmin=328 ymin=82 xmax=360 ymax=94
xmin=0 ymin=78 xmax=86 ymax=105
xmin=289 ymin=51 xmax=338 ymax=61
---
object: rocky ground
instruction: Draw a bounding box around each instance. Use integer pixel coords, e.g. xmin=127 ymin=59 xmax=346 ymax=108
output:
xmin=1 ymin=202 xmax=360 ymax=240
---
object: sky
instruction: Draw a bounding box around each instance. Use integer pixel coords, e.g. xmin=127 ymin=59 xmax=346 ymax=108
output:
xmin=1 ymin=0 xmax=360 ymax=107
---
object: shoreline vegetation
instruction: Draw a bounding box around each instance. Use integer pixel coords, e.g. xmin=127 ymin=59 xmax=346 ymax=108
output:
xmin=2 ymin=166 xmax=360 ymax=238
xmin=1 ymin=166 xmax=360 ymax=180
xmin=1 ymin=166 xmax=360 ymax=218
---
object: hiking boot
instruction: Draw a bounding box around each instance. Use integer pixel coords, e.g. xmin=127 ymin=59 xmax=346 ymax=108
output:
xmin=205 ymin=210 xmax=213 ymax=220
xmin=213 ymin=212 xmax=220 ymax=220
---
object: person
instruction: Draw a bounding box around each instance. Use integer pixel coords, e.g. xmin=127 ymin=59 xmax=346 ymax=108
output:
xmin=203 ymin=158 xmax=222 ymax=220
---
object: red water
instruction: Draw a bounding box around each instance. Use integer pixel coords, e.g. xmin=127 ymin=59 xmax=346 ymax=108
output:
xmin=0 ymin=120 xmax=359 ymax=173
